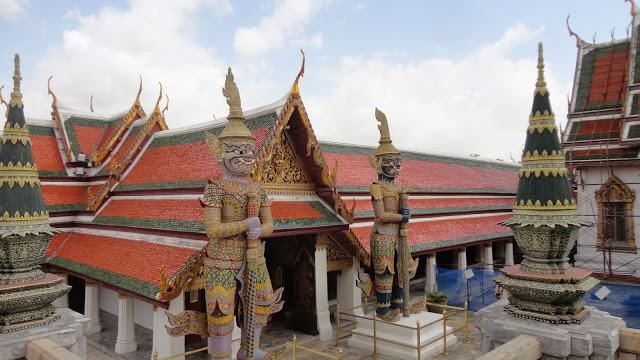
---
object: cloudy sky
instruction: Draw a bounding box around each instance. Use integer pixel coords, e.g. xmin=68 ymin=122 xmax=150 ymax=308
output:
xmin=0 ymin=0 xmax=634 ymax=161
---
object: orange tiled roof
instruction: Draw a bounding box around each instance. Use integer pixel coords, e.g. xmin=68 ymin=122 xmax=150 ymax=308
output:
xmin=351 ymin=213 xmax=512 ymax=253
xmin=46 ymin=232 xmax=197 ymax=298
xmin=587 ymin=52 xmax=628 ymax=105
xmin=31 ymin=135 xmax=66 ymax=172
xmin=352 ymin=197 xmax=514 ymax=213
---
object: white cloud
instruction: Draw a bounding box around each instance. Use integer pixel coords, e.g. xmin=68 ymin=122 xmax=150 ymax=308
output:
xmin=23 ymin=0 xmax=234 ymax=128
xmin=233 ymin=0 xmax=329 ymax=59
xmin=304 ymin=23 xmax=566 ymax=161
xmin=0 ymin=0 xmax=28 ymax=21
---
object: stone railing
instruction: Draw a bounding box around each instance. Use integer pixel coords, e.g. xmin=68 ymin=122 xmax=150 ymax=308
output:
xmin=25 ymin=338 xmax=82 ymax=360
xmin=619 ymin=327 xmax=640 ymax=360
xmin=476 ymin=334 xmax=541 ymax=360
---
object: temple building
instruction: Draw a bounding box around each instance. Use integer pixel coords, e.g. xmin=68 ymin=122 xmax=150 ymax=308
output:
xmin=4 ymin=57 xmax=519 ymax=357
xmin=563 ymin=4 xmax=640 ymax=280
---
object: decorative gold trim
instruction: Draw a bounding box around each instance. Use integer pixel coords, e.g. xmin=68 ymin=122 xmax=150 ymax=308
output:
xmin=316 ymin=233 xmax=328 ymax=250
xmin=118 ymin=294 xmax=130 ymax=299
xmin=158 ymin=250 xmax=207 ymax=301
xmin=10 ymin=54 xmax=23 ymax=108
xmin=261 ymin=130 xmax=315 ymax=194
xmin=48 ymin=76 xmax=73 ymax=162
xmin=534 ymin=42 xmax=547 ymax=96
xmin=326 ymin=234 xmax=352 ymax=271
xmin=595 ymin=174 xmax=637 ymax=253
xmin=89 ymin=76 xmax=146 ymax=164
xmin=85 ymin=282 xmax=96 ymax=287
xmin=519 ymin=168 xmax=569 ymax=178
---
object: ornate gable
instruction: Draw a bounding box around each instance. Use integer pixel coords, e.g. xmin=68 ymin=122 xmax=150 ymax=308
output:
xmin=260 ymin=130 xmax=314 ymax=194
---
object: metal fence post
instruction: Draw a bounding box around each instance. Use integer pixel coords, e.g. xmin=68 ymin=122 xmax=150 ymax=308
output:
xmin=373 ymin=312 xmax=378 ymax=357
xmin=153 ymin=349 xmax=158 ymax=360
xmin=416 ymin=320 xmax=421 ymax=360
xmin=293 ymin=334 xmax=297 ymax=359
xmin=337 ymin=347 xmax=343 ymax=359
xmin=335 ymin=304 xmax=340 ymax=347
xmin=442 ymin=309 xmax=448 ymax=355
xmin=464 ymin=301 xmax=470 ymax=344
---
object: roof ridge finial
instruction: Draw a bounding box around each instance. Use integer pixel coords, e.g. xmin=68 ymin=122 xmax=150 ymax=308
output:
xmin=90 ymin=95 xmax=94 ymax=112
xmin=535 ymin=42 xmax=548 ymax=96
xmin=10 ymin=54 xmax=23 ymax=108
xmin=162 ymin=94 xmax=169 ymax=118
xmin=566 ymin=15 xmax=582 ymax=48
xmin=153 ymin=82 xmax=163 ymax=113
xmin=292 ymin=49 xmax=305 ymax=96
xmin=627 ymin=0 xmax=636 ymax=16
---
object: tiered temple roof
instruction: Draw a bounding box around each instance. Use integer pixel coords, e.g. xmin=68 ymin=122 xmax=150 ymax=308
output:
xmin=19 ymin=62 xmax=521 ymax=305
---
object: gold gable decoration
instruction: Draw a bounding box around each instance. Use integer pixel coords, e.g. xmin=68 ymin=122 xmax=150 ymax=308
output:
xmin=327 ymin=234 xmax=352 ymax=271
xmin=261 ymin=130 xmax=314 ymax=194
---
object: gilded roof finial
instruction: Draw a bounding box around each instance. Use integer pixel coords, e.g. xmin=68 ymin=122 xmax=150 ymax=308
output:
xmin=135 ymin=75 xmax=143 ymax=106
xmin=153 ymin=82 xmax=163 ymax=114
xmin=0 ymin=85 xmax=7 ymax=117
xmin=627 ymin=0 xmax=636 ymax=16
xmin=566 ymin=15 xmax=582 ymax=48
xmin=10 ymin=54 xmax=23 ymax=108
xmin=292 ymin=49 xmax=305 ymax=97
xmin=535 ymin=42 xmax=548 ymax=96
xmin=47 ymin=76 xmax=58 ymax=110
xmin=90 ymin=95 xmax=94 ymax=112
xmin=162 ymin=94 xmax=169 ymax=118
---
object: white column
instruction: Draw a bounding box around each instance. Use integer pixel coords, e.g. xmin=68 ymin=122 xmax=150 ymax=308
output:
xmin=152 ymin=293 xmax=185 ymax=360
xmin=337 ymin=257 xmax=364 ymax=319
xmin=484 ymin=243 xmax=494 ymax=273
xmin=151 ymin=292 xmax=184 ymax=360
xmin=51 ymin=272 xmax=69 ymax=308
xmin=505 ymin=240 xmax=515 ymax=266
xmin=425 ymin=254 xmax=437 ymax=293
xmin=115 ymin=294 xmax=137 ymax=354
xmin=84 ymin=282 xmax=101 ymax=334
xmin=457 ymin=247 xmax=467 ymax=270
xmin=314 ymin=234 xmax=332 ymax=341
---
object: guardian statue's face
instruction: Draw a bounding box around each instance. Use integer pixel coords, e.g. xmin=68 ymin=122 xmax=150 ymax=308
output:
xmin=222 ymin=141 xmax=255 ymax=175
xmin=381 ymin=155 xmax=401 ymax=178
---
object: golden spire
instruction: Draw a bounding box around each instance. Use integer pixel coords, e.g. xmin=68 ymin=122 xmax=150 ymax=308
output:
xmin=10 ymin=54 xmax=23 ymax=108
xmin=534 ymin=42 xmax=548 ymax=96
xmin=217 ymin=67 xmax=254 ymax=142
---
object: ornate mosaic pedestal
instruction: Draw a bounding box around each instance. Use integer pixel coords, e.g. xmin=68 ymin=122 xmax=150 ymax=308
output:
xmin=494 ymin=266 xmax=599 ymax=324
xmin=0 ymin=273 xmax=70 ymax=333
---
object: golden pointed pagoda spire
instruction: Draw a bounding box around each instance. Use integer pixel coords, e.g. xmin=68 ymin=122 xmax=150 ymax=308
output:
xmin=10 ymin=54 xmax=23 ymax=108
xmin=534 ymin=42 xmax=548 ymax=96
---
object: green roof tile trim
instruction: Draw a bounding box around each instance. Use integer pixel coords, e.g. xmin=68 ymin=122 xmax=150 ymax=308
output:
xmin=337 ymin=185 xmax=517 ymax=194
xmin=64 ymin=116 xmax=123 ymax=156
xmin=93 ymin=217 xmax=205 ymax=232
xmin=38 ymin=170 xmax=68 ymax=177
xmin=631 ymin=94 xmax=639 ymax=116
xmin=409 ymin=231 xmax=513 ymax=253
xmin=320 ymin=143 xmax=520 ymax=172
xmin=567 ymin=133 xmax=621 ymax=142
xmin=565 ymin=151 xmax=638 ymax=161
xmin=273 ymin=201 xmax=344 ymax=230
xmin=354 ymin=205 xmax=513 ymax=219
xmin=574 ymin=42 xmax=630 ymax=112
xmin=628 ymin=124 xmax=640 ymax=139
xmin=114 ymin=179 xmax=208 ymax=192
xmin=46 ymin=203 xmax=88 ymax=212
xmin=634 ymin=25 xmax=640 ymax=83
xmin=28 ymin=125 xmax=56 ymax=136
xmin=149 ymin=112 xmax=277 ymax=149
xmin=49 ymin=257 xmax=159 ymax=298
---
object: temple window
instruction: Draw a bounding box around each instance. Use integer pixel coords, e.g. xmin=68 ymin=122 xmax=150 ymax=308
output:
xmin=595 ymin=174 xmax=637 ymax=253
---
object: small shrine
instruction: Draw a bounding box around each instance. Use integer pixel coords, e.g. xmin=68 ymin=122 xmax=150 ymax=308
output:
xmin=0 ymin=54 xmax=70 ymax=333
xmin=476 ymin=44 xmax=625 ymax=360
xmin=493 ymin=43 xmax=598 ymax=324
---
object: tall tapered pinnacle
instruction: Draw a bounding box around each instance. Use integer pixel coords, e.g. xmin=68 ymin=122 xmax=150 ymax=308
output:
xmin=10 ymin=53 xmax=23 ymax=108
xmin=535 ymin=42 xmax=547 ymax=96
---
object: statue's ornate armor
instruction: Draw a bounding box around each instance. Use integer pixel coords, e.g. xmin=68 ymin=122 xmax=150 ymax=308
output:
xmin=202 ymin=179 xmax=284 ymax=337
xmin=370 ymin=181 xmax=417 ymax=295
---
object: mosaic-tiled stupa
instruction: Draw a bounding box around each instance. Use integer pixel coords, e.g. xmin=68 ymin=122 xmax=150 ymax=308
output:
xmin=0 ymin=54 xmax=69 ymax=333
xmin=494 ymin=43 xmax=599 ymax=324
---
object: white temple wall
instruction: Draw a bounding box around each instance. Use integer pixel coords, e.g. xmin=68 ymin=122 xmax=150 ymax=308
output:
xmin=99 ymin=287 xmax=119 ymax=316
xmin=98 ymin=286 xmax=154 ymax=330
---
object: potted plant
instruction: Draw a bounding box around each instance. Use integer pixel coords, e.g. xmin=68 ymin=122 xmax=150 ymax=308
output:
xmin=427 ymin=291 xmax=447 ymax=313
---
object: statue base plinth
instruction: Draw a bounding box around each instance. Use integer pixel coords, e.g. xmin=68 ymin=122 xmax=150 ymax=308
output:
xmin=347 ymin=311 xmax=457 ymax=360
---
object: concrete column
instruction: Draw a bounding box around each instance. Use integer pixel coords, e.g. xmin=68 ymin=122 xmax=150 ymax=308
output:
xmin=337 ymin=257 xmax=364 ymax=319
xmin=115 ymin=294 xmax=137 ymax=354
xmin=505 ymin=240 xmax=515 ymax=266
xmin=314 ymin=234 xmax=333 ymax=341
xmin=484 ymin=243 xmax=494 ymax=273
xmin=51 ymin=272 xmax=69 ymax=308
xmin=152 ymin=293 xmax=184 ymax=360
xmin=84 ymin=282 xmax=101 ymax=334
xmin=457 ymin=247 xmax=467 ymax=270
xmin=425 ymin=254 xmax=437 ymax=293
